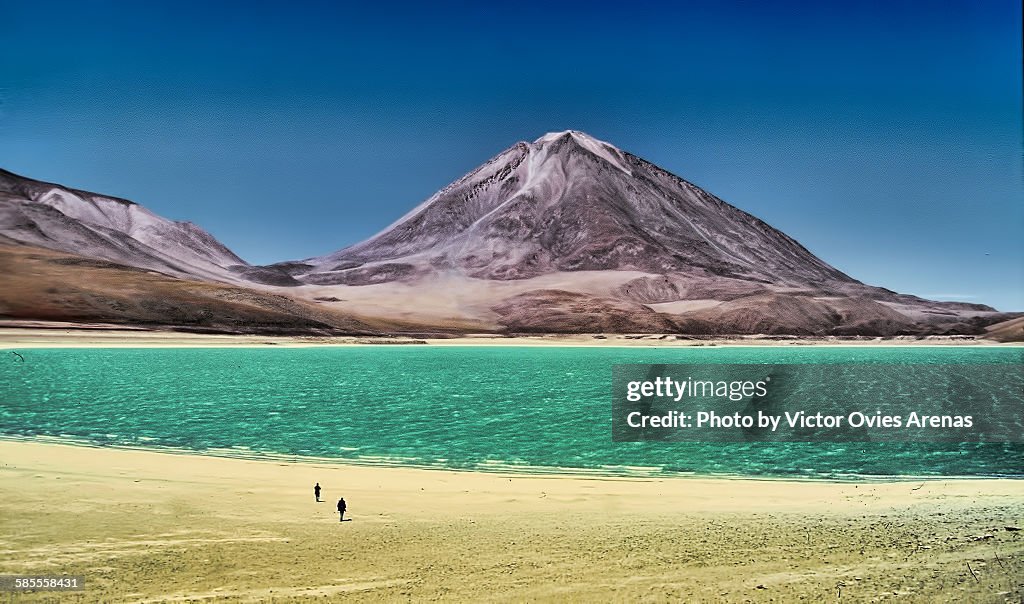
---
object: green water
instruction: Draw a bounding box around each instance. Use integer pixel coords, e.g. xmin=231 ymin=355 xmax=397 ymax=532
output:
xmin=1 ymin=346 xmax=1021 ymax=478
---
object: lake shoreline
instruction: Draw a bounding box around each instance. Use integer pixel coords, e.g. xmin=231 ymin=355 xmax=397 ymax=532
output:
xmin=1 ymin=323 xmax=1015 ymax=349
xmin=3 ymin=434 xmax=1020 ymax=483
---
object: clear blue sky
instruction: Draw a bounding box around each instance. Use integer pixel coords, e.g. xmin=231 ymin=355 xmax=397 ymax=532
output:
xmin=3 ymin=1 xmax=1021 ymax=310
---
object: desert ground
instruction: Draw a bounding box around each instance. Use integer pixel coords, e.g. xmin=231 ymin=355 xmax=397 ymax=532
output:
xmin=0 ymin=440 xmax=1021 ymax=602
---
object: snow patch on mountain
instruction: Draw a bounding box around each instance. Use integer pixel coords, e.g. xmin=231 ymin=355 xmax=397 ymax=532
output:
xmin=0 ymin=169 xmax=248 ymax=283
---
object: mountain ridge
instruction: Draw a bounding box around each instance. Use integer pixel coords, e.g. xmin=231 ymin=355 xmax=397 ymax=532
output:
xmin=1 ymin=132 xmax=1016 ymax=337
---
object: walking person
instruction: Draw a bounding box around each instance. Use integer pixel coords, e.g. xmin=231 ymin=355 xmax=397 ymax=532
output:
xmin=337 ymin=497 xmax=347 ymax=522
xmin=314 ymin=482 xmax=321 ymax=502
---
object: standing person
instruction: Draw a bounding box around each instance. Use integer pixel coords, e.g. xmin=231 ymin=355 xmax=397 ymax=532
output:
xmin=337 ymin=497 xmax=347 ymax=522
xmin=314 ymin=483 xmax=321 ymax=502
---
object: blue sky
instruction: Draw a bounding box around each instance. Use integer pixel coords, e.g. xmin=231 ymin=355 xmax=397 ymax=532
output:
xmin=2 ymin=1 xmax=1021 ymax=309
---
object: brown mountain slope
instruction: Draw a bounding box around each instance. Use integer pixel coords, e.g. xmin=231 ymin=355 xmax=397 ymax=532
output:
xmin=0 ymin=242 xmax=381 ymax=335
xmin=983 ymin=316 xmax=1024 ymax=342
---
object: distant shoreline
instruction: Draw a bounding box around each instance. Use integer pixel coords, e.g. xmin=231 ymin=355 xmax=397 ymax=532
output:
xmin=1 ymin=323 xmax=1016 ymax=349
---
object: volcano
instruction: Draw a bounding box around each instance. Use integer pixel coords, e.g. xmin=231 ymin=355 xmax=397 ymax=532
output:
xmin=298 ymin=131 xmax=851 ymax=286
xmin=278 ymin=131 xmax=1006 ymax=336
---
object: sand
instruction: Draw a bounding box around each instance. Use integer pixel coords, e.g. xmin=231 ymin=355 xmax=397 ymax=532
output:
xmin=0 ymin=440 xmax=1021 ymax=602
xmin=0 ymin=323 xmax=1012 ymax=349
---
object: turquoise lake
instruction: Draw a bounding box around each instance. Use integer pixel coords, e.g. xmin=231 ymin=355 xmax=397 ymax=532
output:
xmin=1 ymin=346 xmax=1022 ymax=478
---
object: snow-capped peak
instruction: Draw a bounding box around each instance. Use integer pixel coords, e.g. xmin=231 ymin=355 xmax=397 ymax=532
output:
xmin=534 ymin=129 xmax=608 ymax=147
xmin=533 ymin=130 xmax=631 ymax=174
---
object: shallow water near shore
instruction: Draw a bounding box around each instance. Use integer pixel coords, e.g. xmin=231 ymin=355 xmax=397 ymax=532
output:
xmin=1 ymin=346 xmax=1021 ymax=478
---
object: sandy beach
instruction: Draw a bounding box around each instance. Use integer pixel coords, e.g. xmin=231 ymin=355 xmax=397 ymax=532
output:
xmin=0 ymin=440 xmax=1021 ymax=602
